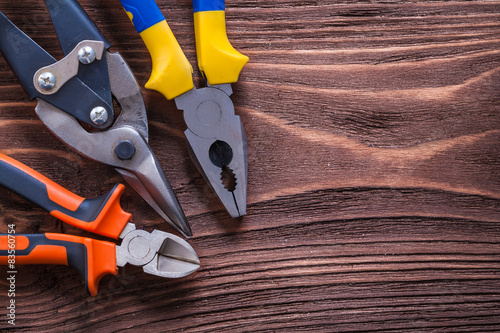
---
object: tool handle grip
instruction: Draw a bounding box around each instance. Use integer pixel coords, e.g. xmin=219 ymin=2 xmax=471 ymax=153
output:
xmin=119 ymin=0 xmax=164 ymax=33
xmin=193 ymin=0 xmax=248 ymax=85
xmin=0 ymin=233 xmax=117 ymax=296
xmin=120 ymin=0 xmax=194 ymax=100
xmin=0 ymin=153 xmax=131 ymax=238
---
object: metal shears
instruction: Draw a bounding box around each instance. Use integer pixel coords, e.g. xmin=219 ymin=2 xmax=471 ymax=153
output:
xmin=120 ymin=0 xmax=249 ymax=218
xmin=0 ymin=0 xmax=192 ymax=237
xmin=0 ymin=152 xmax=200 ymax=296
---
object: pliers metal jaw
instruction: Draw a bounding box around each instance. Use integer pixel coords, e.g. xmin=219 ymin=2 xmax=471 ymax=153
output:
xmin=0 ymin=153 xmax=199 ymax=296
xmin=176 ymin=84 xmax=248 ymax=217
xmin=0 ymin=1 xmax=192 ymax=237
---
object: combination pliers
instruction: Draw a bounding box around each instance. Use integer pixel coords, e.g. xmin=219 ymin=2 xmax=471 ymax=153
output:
xmin=0 ymin=152 xmax=200 ymax=296
xmin=120 ymin=0 xmax=249 ymax=218
xmin=0 ymin=0 xmax=192 ymax=237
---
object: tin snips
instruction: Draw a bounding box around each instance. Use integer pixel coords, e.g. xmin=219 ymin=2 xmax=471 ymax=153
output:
xmin=120 ymin=0 xmax=249 ymax=218
xmin=0 ymin=0 xmax=192 ymax=237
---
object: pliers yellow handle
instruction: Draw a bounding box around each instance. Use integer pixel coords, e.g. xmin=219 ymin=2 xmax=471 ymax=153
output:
xmin=120 ymin=0 xmax=248 ymax=98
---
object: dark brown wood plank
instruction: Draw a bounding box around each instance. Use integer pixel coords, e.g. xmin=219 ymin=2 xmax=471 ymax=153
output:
xmin=1 ymin=0 xmax=499 ymax=331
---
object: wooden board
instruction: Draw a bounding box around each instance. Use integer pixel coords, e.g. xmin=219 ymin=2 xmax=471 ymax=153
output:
xmin=1 ymin=0 xmax=499 ymax=331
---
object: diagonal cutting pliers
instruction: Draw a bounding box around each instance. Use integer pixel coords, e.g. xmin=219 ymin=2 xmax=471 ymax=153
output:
xmin=0 ymin=0 xmax=192 ymax=237
xmin=119 ymin=0 xmax=249 ymax=218
xmin=0 ymin=152 xmax=200 ymax=296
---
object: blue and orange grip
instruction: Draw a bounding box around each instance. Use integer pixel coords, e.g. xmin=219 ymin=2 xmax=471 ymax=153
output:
xmin=0 ymin=233 xmax=117 ymax=296
xmin=193 ymin=0 xmax=248 ymax=85
xmin=0 ymin=153 xmax=131 ymax=239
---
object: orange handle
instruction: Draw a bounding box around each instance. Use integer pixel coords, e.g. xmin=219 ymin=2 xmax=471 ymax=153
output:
xmin=0 ymin=233 xmax=117 ymax=296
xmin=0 ymin=153 xmax=131 ymax=238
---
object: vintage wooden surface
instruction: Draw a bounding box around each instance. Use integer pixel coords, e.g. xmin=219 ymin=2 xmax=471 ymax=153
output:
xmin=0 ymin=0 xmax=499 ymax=331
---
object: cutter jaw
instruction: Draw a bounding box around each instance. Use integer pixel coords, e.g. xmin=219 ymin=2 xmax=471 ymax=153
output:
xmin=116 ymin=224 xmax=200 ymax=278
xmin=176 ymin=85 xmax=248 ymax=217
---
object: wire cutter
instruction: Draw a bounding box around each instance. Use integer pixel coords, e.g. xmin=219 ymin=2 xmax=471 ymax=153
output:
xmin=0 ymin=152 xmax=200 ymax=296
xmin=0 ymin=0 xmax=192 ymax=237
xmin=119 ymin=0 xmax=249 ymax=218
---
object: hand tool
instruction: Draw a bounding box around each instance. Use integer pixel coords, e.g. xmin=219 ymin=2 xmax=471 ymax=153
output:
xmin=0 ymin=0 xmax=192 ymax=237
xmin=120 ymin=0 xmax=249 ymax=218
xmin=0 ymin=152 xmax=200 ymax=296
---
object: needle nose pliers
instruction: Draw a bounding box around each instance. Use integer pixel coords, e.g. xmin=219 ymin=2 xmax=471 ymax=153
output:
xmin=0 ymin=0 xmax=192 ymax=237
xmin=120 ymin=0 xmax=249 ymax=218
xmin=0 ymin=153 xmax=200 ymax=296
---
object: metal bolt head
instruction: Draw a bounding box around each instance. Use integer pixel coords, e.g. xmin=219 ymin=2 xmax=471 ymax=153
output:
xmin=90 ymin=106 xmax=109 ymax=125
xmin=78 ymin=46 xmax=96 ymax=65
xmin=115 ymin=140 xmax=136 ymax=160
xmin=38 ymin=72 xmax=56 ymax=91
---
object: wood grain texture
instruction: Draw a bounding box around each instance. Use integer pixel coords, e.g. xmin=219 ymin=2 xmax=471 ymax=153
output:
xmin=0 ymin=0 xmax=499 ymax=331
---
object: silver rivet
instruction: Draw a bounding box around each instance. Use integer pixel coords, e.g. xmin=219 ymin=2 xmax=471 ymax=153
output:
xmin=38 ymin=72 xmax=56 ymax=91
xmin=90 ymin=106 xmax=108 ymax=125
xmin=78 ymin=46 xmax=96 ymax=65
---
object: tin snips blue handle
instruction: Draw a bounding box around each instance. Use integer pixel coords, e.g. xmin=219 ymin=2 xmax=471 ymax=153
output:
xmin=119 ymin=0 xmax=194 ymax=99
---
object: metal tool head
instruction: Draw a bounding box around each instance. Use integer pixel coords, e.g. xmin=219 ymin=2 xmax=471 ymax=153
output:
xmin=116 ymin=223 xmax=200 ymax=278
xmin=35 ymin=52 xmax=192 ymax=237
xmin=175 ymin=84 xmax=248 ymax=217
